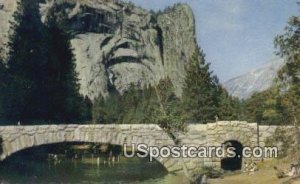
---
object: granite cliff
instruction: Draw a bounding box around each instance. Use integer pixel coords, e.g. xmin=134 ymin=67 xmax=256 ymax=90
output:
xmin=0 ymin=0 xmax=197 ymax=100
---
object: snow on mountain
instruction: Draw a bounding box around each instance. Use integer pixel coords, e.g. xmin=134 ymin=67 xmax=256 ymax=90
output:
xmin=223 ymin=58 xmax=285 ymax=99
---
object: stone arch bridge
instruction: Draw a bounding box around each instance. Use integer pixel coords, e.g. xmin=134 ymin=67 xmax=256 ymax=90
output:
xmin=0 ymin=121 xmax=292 ymax=173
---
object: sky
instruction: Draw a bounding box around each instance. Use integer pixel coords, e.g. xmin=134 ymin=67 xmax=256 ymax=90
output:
xmin=129 ymin=0 xmax=299 ymax=82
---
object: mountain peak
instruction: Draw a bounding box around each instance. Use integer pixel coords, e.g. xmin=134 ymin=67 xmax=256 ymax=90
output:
xmin=223 ymin=58 xmax=285 ymax=99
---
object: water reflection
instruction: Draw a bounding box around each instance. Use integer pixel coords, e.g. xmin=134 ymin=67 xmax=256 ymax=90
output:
xmin=0 ymin=144 xmax=189 ymax=184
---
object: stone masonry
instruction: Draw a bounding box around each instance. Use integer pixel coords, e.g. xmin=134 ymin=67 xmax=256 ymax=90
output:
xmin=0 ymin=121 xmax=294 ymax=173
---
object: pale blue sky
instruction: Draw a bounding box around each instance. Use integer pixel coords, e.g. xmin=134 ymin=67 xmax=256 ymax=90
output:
xmin=129 ymin=0 xmax=299 ymax=82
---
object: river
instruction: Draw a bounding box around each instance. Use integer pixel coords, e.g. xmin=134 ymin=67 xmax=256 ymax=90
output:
xmin=0 ymin=147 xmax=189 ymax=184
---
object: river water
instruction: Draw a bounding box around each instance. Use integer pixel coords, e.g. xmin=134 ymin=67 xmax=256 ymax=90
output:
xmin=0 ymin=153 xmax=189 ymax=184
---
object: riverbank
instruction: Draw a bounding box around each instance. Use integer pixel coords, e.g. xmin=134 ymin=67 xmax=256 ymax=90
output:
xmin=209 ymin=158 xmax=300 ymax=184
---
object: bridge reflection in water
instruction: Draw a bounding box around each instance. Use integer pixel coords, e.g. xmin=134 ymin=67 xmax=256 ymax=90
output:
xmin=0 ymin=142 xmax=178 ymax=184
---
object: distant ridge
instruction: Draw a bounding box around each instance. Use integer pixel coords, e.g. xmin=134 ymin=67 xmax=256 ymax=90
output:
xmin=223 ymin=58 xmax=285 ymax=99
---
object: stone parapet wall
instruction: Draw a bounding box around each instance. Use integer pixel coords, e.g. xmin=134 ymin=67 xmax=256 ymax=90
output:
xmin=258 ymin=125 xmax=294 ymax=147
xmin=0 ymin=124 xmax=181 ymax=172
xmin=177 ymin=124 xmax=207 ymax=171
xmin=0 ymin=122 xmax=291 ymax=173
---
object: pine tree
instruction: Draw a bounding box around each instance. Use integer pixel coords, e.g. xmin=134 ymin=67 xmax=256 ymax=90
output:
xmin=181 ymin=47 xmax=221 ymax=123
xmin=218 ymin=88 xmax=240 ymax=121
xmin=45 ymin=11 xmax=91 ymax=122
xmin=0 ymin=58 xmax=6 ymax=121
xmin=244 ymin=87 xmax=285 ymax=125
xmin=92 ymin=78 xmax=183 ymax=132
xmin=121 ymin=85 xmax=144 ymax=123
xmin=93 ymin=84 xmax=151 ymax=124
xmin=4 ymin=0 xmax=48 ymax=122
xmin=3 ymin=0 xmax=92 ymax=123
xmin=93 ymin=93 xmax=123 ymax=124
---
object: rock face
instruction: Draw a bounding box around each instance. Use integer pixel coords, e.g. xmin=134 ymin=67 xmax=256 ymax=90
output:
xmin=0 ymin=0 xmax=197 ymax=100
xmin=0 ymin=0 xmax=17 ymax=57
xmin=223 ymin=58 xmax=285 ymax=99
xmin=157 ymin=5 xmax=196 ymax=95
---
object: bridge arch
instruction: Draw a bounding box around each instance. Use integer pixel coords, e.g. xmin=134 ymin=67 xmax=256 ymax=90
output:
xmin=206 ymin=121 xmax=258 ymax=148
xmin=0 ymin=124 xmax=180 ymax=172
xmin=221 ymin=140 xmax=243 ymax=171
xmin=205 ymin=121 xmax=259 ymax=169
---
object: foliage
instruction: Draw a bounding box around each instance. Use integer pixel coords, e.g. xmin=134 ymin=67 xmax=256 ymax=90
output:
xmin=144 ymin=78 xmax=185 ymax=138
xmin=120 ymin=85 xmax=149 ymax=124
xmin=3 ymin=0 xmax=49 ymax=122
xmin=243 ymin=87 xmax=286 ymax=125
xmin=181 ymin=47 xmax=219 ymax=123
xmin=274 ymin=10 xmax=300 ymax=126
xmin=93 ymin=93 xmax=124 ymax=124
xmin=274 ymin=6 xmax=300 ymax=158
xmin=93 ymin=78 xmax=185 ymax=133
xmin=181 ymin=47 xmax=238 ymax=123
xmin=265 ymin=127 xmax=295 ymax=158
xmin=217 ymin=89 xmax=240 ymax=121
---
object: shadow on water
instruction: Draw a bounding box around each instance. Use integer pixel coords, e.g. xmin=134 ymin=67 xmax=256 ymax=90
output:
xmin=0 ymin=143 xmax=170 ymax=184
